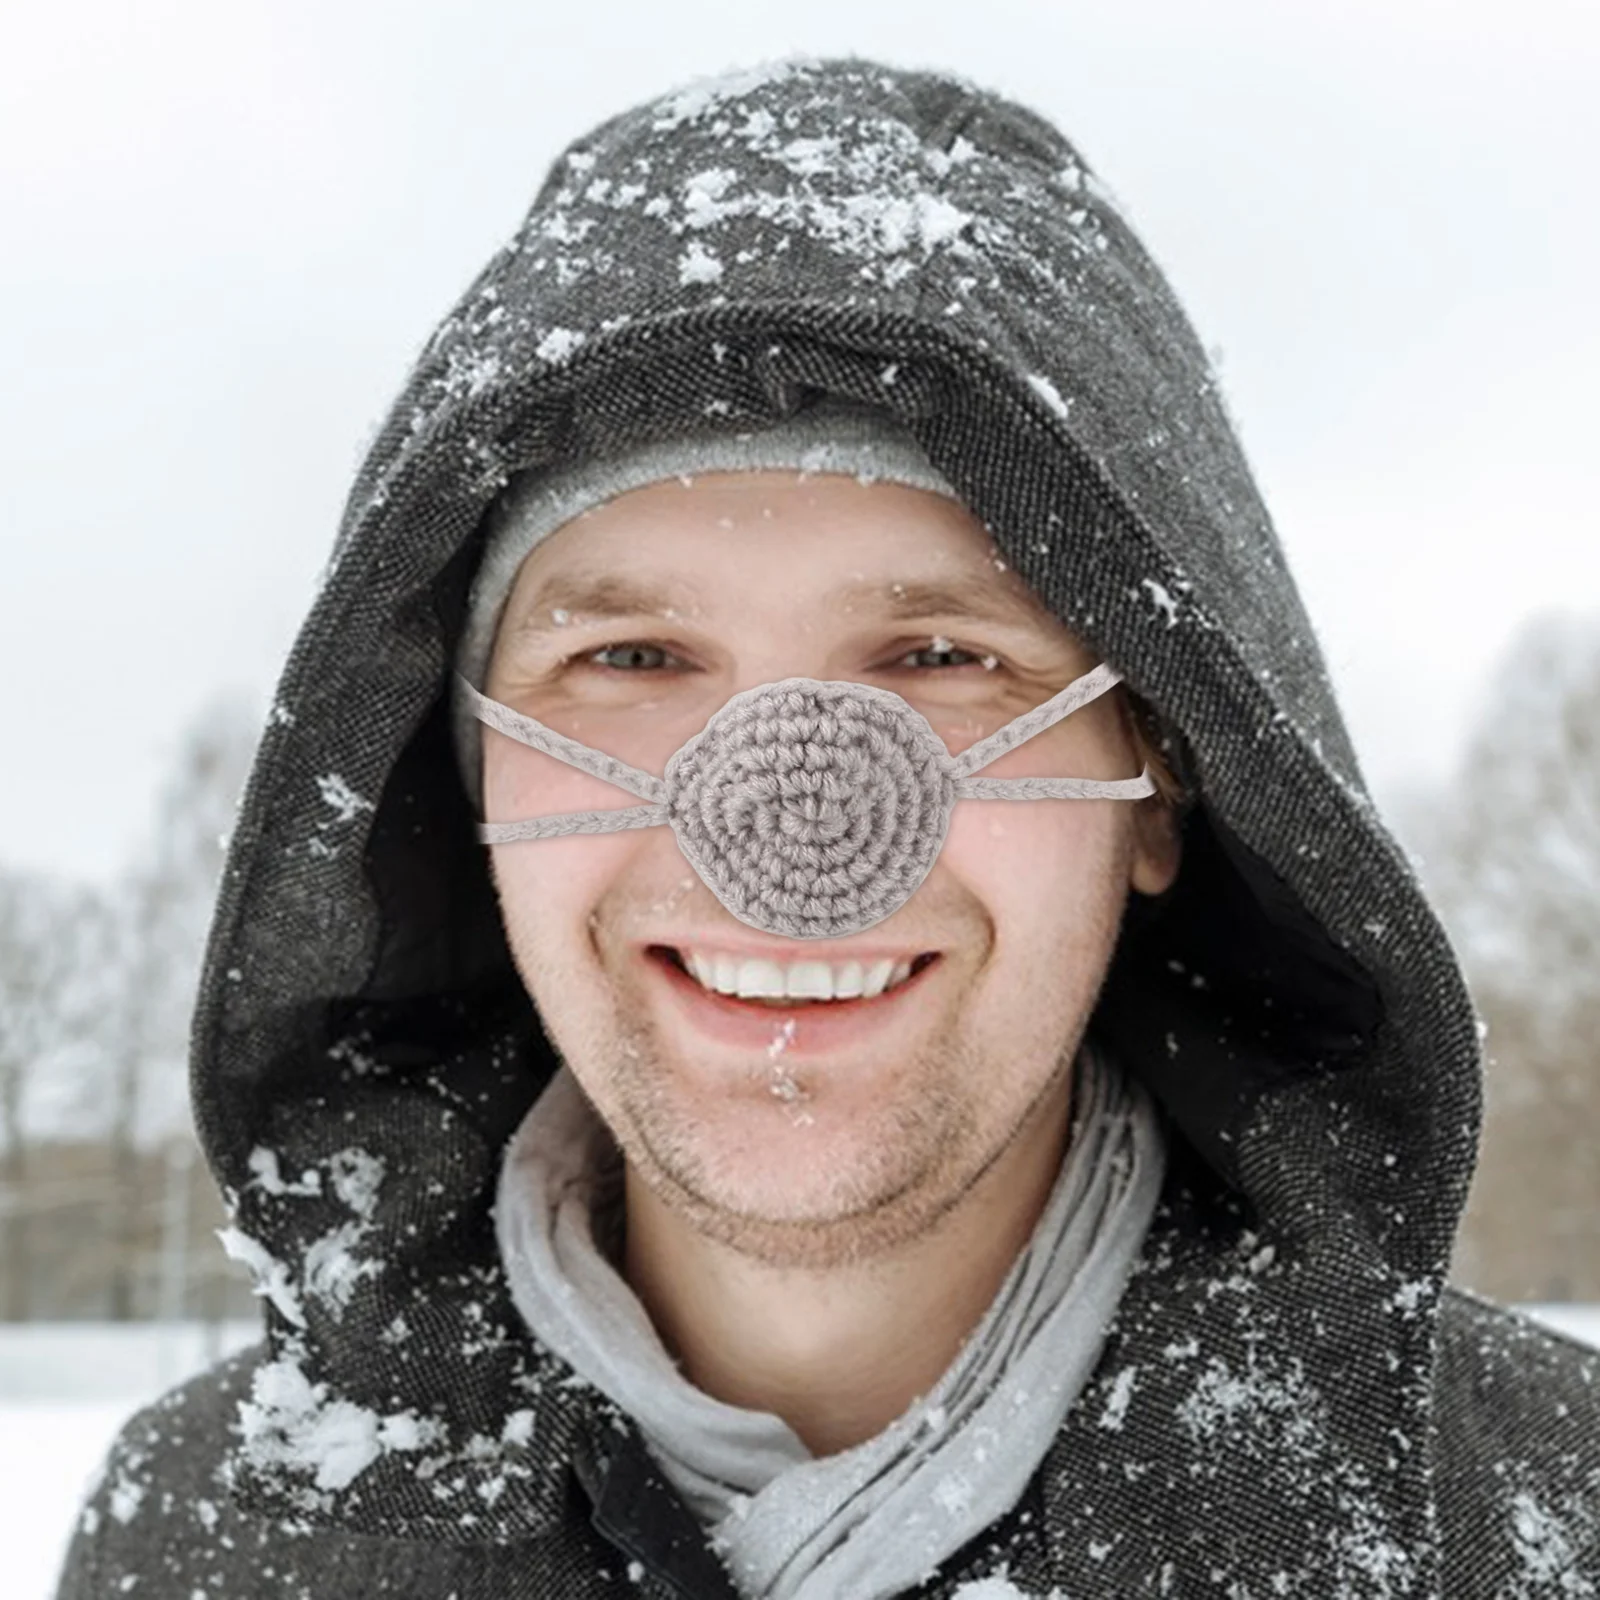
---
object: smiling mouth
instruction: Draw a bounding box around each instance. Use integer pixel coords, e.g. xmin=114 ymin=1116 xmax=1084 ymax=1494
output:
xmin=649 ymin=946 xmax=940 ymax=1007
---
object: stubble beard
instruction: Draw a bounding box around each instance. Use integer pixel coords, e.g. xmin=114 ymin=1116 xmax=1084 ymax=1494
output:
xmin=586 ymin=993 xmax=1073 ymax=1273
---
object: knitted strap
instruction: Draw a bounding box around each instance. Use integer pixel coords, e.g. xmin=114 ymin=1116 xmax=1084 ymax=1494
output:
xmin=945 ymin=662 xmax=1124 ymax=777
xmin=457 ymin=678 xmax=667 ymax=800
xmin=461 ymin=661 xmax=1155 ymax=847
xmin=479 ymin=806 xmax=672 ymax=844
xmin=955 ymin=770 xmax=1155 ymax=801
xmin=949 ymin=662 xmax=1155 ymax=799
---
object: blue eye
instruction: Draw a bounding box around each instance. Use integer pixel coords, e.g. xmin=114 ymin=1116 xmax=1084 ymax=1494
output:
xmin=898 ymin=643 xmax=982 ymax=670
xmin=585 ymin=643 xmax=679 ymax=671
xmin=572 ymin=640 xmax=996 ymax=673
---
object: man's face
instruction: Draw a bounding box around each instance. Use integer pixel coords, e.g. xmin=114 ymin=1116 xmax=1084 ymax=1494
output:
xmin=483 ymin=472 xmax=1178 ymax=1267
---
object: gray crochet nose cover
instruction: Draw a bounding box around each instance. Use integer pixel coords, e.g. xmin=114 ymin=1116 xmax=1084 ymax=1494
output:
xmin=458 ymin=666 xmax=1154 ymax=940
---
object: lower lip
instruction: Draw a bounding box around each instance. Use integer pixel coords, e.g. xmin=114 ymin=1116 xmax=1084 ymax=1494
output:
xmin=645 ymin=948 xmax=942 ymax=1056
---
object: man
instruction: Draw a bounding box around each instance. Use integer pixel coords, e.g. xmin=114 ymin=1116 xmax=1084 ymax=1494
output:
xmin=59 ymin=57 xmax=1597 ymax=1598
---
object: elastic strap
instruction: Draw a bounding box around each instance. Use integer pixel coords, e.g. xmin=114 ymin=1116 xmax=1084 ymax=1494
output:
xmin=457 ymin=676 xmax=666 ymax=803
xmin=945 ymin=662 xmax=1125 ymax=778
xmin=955 ymin=769 xmax=1155 ymax=801
xmin=463 ymin=662 xmax=1155 ymax=844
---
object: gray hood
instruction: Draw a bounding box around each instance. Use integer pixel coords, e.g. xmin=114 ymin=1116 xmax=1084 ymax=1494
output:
xmin=193 ymin=57 xmax=1482 ymax=1590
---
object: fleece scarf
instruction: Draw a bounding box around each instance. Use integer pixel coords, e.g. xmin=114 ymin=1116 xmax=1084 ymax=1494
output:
xmin=496 ymin=1040 xmax=1165 ymax=1600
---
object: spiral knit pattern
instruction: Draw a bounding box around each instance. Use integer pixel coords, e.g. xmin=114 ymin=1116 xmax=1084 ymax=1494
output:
xmin=460 ymin=663 xmax=1150 ymax=937
xmin=663 ymin=678 xmax=958 ymax=939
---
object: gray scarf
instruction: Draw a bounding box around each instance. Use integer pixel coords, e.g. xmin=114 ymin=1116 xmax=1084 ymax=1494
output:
xmin=496 ymin=1042 xmax=1165 ymax=1600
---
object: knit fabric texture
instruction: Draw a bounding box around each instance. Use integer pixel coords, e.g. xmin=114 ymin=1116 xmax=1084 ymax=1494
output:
xmin=54 ymin=57 xmax=1599 ymax=1600
xmin=452 ymin=402 xmax=958 ymax=807
xmin=459 ymin=661 xmax=1152 ymax=937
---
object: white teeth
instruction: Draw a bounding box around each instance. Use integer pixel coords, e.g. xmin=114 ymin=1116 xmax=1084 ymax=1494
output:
xmin=833 ymin=961 xmax=865 ymax=999
xmin=677 ymin=949 xmax=922 ymax=1001
xmin=861 ymin=959 xmax=896 ymax=999
xmin=784 ymin=960 xmax=837 ymax=1000
xmin=737 ymin=958 xmax=786 ymax=998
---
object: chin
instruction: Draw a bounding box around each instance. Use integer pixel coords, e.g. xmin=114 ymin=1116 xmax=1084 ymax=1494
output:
xmin=609 ymin=1069 xmax=979 ymax=1266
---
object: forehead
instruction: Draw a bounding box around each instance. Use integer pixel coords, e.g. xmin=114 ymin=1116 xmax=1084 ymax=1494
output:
xmin=502 ymin=471 xmax=1062 ymax=635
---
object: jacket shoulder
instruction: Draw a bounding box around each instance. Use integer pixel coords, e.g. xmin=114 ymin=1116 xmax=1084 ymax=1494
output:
xmin=54 ymin=1343 xmax=264 ymax=1597
xmin=50 ymin=1344 xmax=609 ymax=1599
xmin=1434 ymin=1286 xmax=1600 ymax=1594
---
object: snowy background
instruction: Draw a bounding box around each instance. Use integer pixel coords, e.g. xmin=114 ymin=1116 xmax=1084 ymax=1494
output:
xmin=4 ymin=1311 xmax=1598 ymax=1597
xmin=2 ymin=1323 xmax=258 ymax=1599
xmin=3 ymin=0 xmax=1597 ymax=882
xmin=3 ymin=3 xmax=1599 ymax=1593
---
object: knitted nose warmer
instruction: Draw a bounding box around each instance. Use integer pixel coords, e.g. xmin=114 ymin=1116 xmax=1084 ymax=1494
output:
xmin=458 ymin=667 xmax=1154 ymax=940
xmin=453 ymin=404 xmax=1154 ymax=940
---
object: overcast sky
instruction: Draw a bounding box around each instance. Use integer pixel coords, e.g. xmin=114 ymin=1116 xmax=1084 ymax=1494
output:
xmin=4 ymin=0 xmax=1596 ymax=884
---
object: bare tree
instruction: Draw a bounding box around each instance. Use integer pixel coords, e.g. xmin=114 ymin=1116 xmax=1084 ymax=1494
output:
xmin=1414 ymin=611 xmax=1600 ymax=1300
xmin=0 ymin=696 xmax=261 ymax=1323
xmin=0 ymin=870 xmax=102 ymax=1318
xmin=99 ymin=695 xmax=260 ymax=1318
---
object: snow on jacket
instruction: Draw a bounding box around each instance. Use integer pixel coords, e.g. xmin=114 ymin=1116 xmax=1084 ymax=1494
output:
xmin=57 ymin=57 xmax=1598 ymax=1599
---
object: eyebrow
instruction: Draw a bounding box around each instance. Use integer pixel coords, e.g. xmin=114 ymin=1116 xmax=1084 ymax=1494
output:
xmin=508 ymin=571 xmax=1043 ymax=636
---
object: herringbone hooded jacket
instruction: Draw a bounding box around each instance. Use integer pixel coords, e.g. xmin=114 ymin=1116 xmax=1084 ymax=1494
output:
xmin=57 ymin=58 xmax=1598 ymax=1598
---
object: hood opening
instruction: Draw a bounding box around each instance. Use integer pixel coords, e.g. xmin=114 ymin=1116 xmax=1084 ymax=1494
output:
xmin=1100 ymin=802 xmax=1384 ymax=1190
xmin=338 ymin=649 xmax=1385 ymax=1206
xmin=322 ymin=497 xmax=1390 ymax=1204
xmin=187 ymin=62 xmax=1484 ymax=1552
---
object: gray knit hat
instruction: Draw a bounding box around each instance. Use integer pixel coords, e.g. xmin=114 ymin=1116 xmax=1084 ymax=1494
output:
xmin=452 ymin=404 xmax=961 ymax=808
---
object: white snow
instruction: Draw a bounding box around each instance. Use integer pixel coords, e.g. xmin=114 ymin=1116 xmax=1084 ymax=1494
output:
xmin=535 ymin=327 xmax=586 ymax=366
xmin=247 ymin=1146 xmax=321 ymax=1198
xmin=1140 ymin=578 xmax=1181 ymax=628
xmin=225 ymin=1146 xmax=388 ymax=1323
xmin=327 ymin=1148 xmax=385 ymax=1219
xmin=217 ymin=1224 xmax=307 ymax=1327
xmin=301 ymin=1222 xmax=383 ymax=1316
xmin=313 ymin=772 xmax=373 ymax=824
xmin=634 ymin=98 xmax=979 ymax=289
xmin=650 ymin=60 xmax=806 ymax=132
xmin=0 ymin=1311 xmax=1595 ymax=1595
xmin=235 ymin=1350 xmax=442 ymax=1495
xmin=1098 ymin=1365 xmax=1138 ymax=1431
xmin=0 ymin=1322 xmax=258 ymax=1600
xmin=682 ymin=166 xmax=740 ymax=226
xmin=678 ymin=240 xmax=724 ymax=284
xmin=1507 ymin=1488 xmax=1590 ymax=1588
xmin=1026 ymin=373 xmax=1073 ymax=421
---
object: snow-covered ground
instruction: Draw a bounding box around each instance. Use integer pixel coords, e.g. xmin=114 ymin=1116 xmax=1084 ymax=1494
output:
xmin=2 ymin=1309 xmax=1597 ymax=1598
xmin=1524 ymin=1304 xmax=1600 ymax=1350
xmin=1 ymin=1322 xmax=259 ymax=1600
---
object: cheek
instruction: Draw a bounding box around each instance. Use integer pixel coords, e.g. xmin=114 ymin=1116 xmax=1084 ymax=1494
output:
xmin=481 ymin=728 xmax=637 ymax=824
xmin=935 ymin=801 xmax=1133 ymax=1078
xmin=485 ymin=738 xmax=704 ymax=994
xmin=939 ymin=799 xmax=1131 ymax=947
xmin=483 ymin=744 xmax=638 ymax=956
xmin=489 ymin=843 xmax=602 ymax=986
